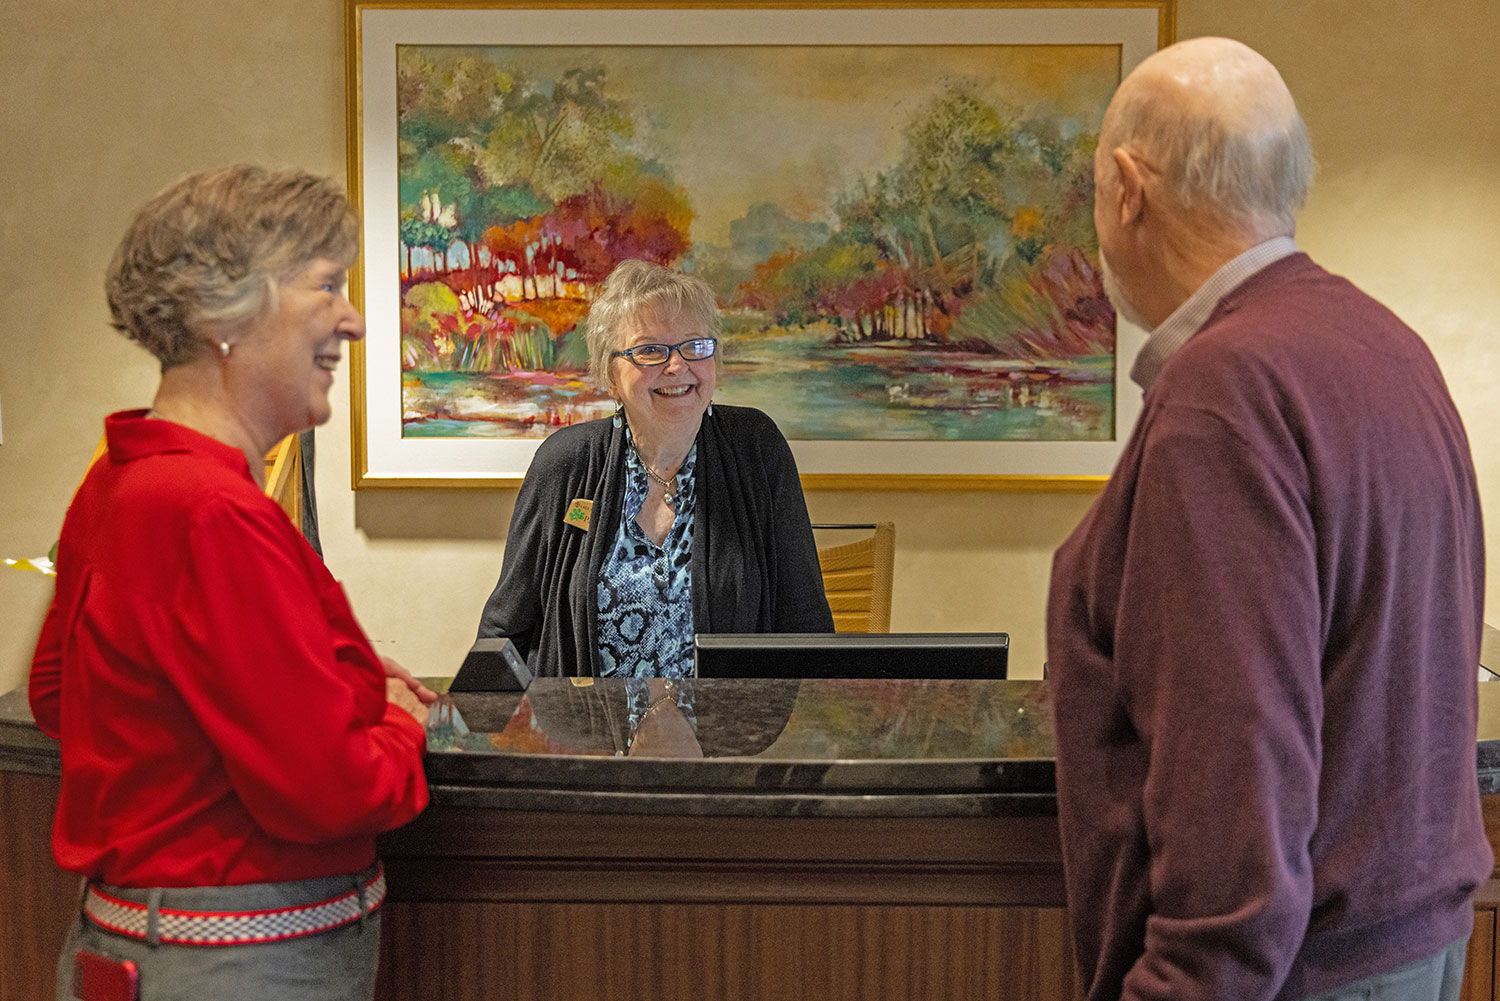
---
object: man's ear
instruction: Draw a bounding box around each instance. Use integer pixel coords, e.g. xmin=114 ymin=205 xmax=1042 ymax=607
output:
xmin=1111 ymin=148 xmax=1148 ymax=227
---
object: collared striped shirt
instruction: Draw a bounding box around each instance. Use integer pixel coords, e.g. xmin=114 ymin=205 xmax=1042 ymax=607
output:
xmin=1129 ymin=236 xmax=1300 ymax=393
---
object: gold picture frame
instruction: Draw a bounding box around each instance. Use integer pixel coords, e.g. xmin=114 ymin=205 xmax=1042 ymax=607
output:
xmin=344 ymin=0 xmax=1175 ymax=490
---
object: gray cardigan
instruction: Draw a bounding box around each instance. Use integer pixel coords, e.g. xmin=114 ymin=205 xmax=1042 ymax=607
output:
xmin=477 ymin=405 xmax=834 ymax=677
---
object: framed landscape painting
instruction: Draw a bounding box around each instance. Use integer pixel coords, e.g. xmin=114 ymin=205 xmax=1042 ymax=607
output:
xmin=345 ymin=1 xmax=1174 ymax=488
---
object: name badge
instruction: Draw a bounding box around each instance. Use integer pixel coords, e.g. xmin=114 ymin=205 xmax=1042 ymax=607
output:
xmin=564 ymin=498 xmax=593 ymax=532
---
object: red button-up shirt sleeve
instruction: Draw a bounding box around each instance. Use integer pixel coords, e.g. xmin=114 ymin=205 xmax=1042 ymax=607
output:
xmin=167 ymin=496 xmax=428 ymax=845
xmin=29 ymin=589 xmax=65 ymax=739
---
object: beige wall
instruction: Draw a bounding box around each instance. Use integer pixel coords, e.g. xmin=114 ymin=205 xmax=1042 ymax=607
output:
xmin=1 ymin=0 xmax=1496 ymax=693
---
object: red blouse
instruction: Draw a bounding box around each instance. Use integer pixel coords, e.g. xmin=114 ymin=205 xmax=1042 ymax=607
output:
xmin=30 ymin=411 xmax=428 ymax=888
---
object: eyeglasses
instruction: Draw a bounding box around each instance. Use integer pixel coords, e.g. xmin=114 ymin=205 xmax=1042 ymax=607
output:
xmin=613 ymin=337 xmax=718 ymax=367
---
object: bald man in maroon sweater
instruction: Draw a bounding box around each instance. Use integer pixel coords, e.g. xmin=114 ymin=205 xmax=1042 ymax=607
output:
xmin=1047 ymin=37 xmax=1490 ymax=1001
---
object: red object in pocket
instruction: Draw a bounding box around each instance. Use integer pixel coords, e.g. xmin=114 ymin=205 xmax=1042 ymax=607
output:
xmin=72 ymin=949 xmax=139 ymax=1001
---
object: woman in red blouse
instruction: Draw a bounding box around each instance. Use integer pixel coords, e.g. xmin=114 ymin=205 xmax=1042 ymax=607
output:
xmin=30 ymin=165 xmax=432 ymax=1001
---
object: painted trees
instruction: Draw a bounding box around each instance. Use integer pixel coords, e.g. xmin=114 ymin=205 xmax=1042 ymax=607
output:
xmin=396 ymin=50 xmax=698 ymax=373
xmin=395 ymin=52 xmax=1109 ymax=374
xmin=398 ymin=51 xmax=689 ymax=290
xmin=737 ymin=85 xmax=1110 ymax=359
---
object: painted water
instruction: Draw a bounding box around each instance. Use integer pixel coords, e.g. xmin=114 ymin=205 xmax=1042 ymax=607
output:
xmin=719 ymin=337 xmax=1112 ymax=442
xmin=402 ymin=326 xmax=1112 ymax=442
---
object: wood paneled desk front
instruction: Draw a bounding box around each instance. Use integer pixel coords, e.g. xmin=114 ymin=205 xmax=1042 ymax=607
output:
xmin=4 ymin=678 xmax=1500 ymax=1001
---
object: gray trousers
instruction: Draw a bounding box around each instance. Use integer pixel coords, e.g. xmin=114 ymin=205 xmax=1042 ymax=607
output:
xmin=1297 ymin=936 xmax=1469 ymax=1001
xmin=56 ymin=866 xmax=381 ymax=1001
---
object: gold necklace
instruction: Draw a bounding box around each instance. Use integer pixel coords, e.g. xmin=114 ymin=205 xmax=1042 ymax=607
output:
xmin=641 ymin=459 xmax=677 ymax=504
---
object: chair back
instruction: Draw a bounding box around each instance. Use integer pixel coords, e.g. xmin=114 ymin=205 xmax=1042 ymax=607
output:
xmin=813 ymin=522 xmax=895 ymax=633
xmin=1482 ymin=623 xmax=1500 ymax=681
xmin=262 ymin=435 xmax=303 ymax=530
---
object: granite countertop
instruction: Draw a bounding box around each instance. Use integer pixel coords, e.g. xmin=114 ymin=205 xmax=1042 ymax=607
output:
xmin=0 ymin=679 xmax=1056 ymax=817
xmin=9 ymin=674 xmax=1500 ymax=818
xmin=424 ymin=677 xmax=1056 ymax=816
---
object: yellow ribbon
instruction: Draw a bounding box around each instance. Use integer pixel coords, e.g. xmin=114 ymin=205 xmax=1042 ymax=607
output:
xmin=4 ymin=557 xmax=56 ymax=576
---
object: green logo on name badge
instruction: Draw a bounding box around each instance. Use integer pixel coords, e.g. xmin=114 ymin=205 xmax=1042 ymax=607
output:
xmin=564 ymin=498 xmax=593 ymax=531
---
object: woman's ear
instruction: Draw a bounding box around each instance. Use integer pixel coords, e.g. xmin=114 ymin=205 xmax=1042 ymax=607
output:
xmin=604 ymin=357 xmax=622 ymax=399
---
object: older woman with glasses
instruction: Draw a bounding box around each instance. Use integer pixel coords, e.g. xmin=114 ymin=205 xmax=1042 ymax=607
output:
xmin=477 ymin=258 xmax=833 ymax=678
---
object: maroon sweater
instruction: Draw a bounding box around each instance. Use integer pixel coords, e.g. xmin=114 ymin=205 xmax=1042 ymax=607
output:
xmin=1047 ymin=254 xmax=1490 ymax=1001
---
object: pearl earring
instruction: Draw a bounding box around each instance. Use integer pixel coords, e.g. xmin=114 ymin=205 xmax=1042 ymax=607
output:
xmin=218 ymin=341 xmax=232 ymax=359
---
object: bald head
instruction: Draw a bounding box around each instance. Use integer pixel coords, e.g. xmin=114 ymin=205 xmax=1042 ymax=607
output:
xmin=1100 ymin=37 xmax=1313 ymax=237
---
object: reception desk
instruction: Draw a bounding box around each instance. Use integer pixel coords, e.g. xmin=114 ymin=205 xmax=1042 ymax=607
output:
xmin=4 ymin=678 xmax=1500 ymax=1001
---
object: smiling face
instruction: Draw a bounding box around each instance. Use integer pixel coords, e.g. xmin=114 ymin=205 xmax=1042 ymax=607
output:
xmin=229 ymin=257 xmax=365 ymax=447
xmin=610 ymin=309 xmax=718 ymax=445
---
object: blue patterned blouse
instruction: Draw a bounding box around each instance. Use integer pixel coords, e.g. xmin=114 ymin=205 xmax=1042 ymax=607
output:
xmin=595 ymin=436 xmax=698 ymax=678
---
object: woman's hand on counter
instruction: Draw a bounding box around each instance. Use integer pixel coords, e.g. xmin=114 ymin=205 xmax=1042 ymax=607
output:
xmin=386 ymin=677 xmax=431 ymax=729
xmin=382 ymin=656 xmax=439 ymax=705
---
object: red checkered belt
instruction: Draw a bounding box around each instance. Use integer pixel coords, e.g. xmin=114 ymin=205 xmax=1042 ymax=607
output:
xmin=82 ymin=864 xmax=385 ymax=946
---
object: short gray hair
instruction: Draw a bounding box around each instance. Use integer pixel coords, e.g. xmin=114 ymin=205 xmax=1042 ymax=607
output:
xmin=105 ymin=165 xmax=359 ymax=369
xmin=584 ymin=259 xmax=722 ymax=390
xmin=1102 ymin=87 xmax=1315 ymax=235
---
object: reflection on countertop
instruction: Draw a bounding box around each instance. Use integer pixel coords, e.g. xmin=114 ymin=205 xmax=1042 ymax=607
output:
xmin=8 ymin=673 xmax=1500 ymax=815
xmin=439 ymin=677 xmax=1052 ymax=760
xmin=419 ymin=678 xmax=1058 ymax=817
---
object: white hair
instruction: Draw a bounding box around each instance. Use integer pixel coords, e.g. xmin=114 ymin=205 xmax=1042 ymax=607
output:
xmin=1102 ymin=78 xmax=1315 ymax=235
xmin=584 ymin=259 xmax=722 ymax=390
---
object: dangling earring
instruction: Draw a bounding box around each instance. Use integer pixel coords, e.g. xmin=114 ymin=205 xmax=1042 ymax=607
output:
xmin=612 ymin=404 xmax=623 ymax=429
xmin=706 ymin=400 xmax=714 ymax=417
xmin=218 ymin=340 xmax=232 ymax=359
